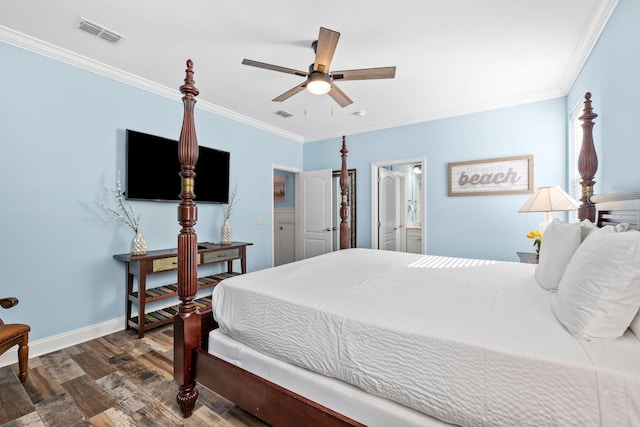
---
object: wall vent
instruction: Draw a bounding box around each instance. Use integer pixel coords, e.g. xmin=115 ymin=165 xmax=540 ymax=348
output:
xmin=275 ymin=110 xmax=294 ymax=118
xmin=78 ymin=18 xmax=124 ymax=44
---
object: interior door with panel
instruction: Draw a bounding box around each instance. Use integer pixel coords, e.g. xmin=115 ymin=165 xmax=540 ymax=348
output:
xmin=378 ymin=167 xmax=397 ymax=251
xmin=296 ymin=169 xmax=333 ymax=260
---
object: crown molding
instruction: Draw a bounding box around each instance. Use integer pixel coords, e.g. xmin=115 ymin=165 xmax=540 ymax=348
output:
xmin=557 ymin=0 xmax=619 ymax=93
xmin=0 ymin=25 xmax=304 ymax=143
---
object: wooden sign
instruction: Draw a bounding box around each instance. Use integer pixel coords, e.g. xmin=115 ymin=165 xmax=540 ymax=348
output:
xmin=448 ymin=155 xmax=534 ymax=196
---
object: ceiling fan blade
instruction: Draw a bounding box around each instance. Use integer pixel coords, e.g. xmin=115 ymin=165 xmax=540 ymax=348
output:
xmin=331 ymin=66 xmax=396 ymax=81
xmin=313 ymin=27 xmax=340 ymax=73
xmin=273 ymin=83 xmax=307 ymax=102
xmin=242 ymin=59 xmax=308 ymax=77
xmin=328 ymin=83 xmax=353 ymax=108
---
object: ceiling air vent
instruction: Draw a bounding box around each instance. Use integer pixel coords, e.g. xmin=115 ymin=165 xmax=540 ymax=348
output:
xmin=99 ymin=29 xmax=122 ymax=44
xmin=78 ymin=20 xmax=102 ymax=36
xmin=77 ymin=18 xmax=124 ymax=44
xmin=275 ymin=110 xmax=294 ymax=118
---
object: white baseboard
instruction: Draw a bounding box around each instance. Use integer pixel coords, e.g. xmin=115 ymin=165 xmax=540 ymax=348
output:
xmin=0 ymin=317 xmax=126 ymax=368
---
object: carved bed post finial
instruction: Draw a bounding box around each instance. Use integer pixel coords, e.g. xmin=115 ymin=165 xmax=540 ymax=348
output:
xmin=578 ymin=92 xmax=598 ymax=222
xmin=340 ymin=136 xmax=350 ymax=250
xmin=174 ymin=59 xmax=200 ymax=417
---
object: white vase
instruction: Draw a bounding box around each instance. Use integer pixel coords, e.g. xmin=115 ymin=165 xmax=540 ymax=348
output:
xmin=220 ymin=219 xmax=232 ymax=245
xmin=131 ymin=231 xmax=148 ymax=255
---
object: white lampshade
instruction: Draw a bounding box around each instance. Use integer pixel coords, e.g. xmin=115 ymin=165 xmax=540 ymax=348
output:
xmin=519 ymin=186 xmax=580 ymax=230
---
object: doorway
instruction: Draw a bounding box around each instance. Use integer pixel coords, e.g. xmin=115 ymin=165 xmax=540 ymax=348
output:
xmin=272 ymin=166 xmax=358 ymax=267
xmin=273 ymin=166 xmax=300 ymax=266
xmin=371 ymin=158 xmax=426 ymax=254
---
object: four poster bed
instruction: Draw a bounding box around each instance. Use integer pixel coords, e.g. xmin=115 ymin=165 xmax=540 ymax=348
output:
xmin=173 ymin=61 xmax=640 ymax=426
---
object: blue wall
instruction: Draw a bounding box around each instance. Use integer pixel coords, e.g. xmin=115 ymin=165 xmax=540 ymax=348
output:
xmin=0 ymin=42 xmax=302 ymax=340
xmin=2 ymin=0 xmax=639 ymax=345
xmin=305 ymin=98 xmax=568 ymax=261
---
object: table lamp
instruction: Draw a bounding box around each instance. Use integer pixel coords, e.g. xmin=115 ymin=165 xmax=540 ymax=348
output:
xmin=519 ymin=186 xmax=580 ymax=231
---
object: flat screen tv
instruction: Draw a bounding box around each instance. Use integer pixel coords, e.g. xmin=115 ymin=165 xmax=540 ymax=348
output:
xmin=125 ymin=129 xmax=230 ymax=203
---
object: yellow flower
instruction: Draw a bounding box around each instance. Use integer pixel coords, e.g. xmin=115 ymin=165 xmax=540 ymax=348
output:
xmin=526 ymin=230 xmax=542 ymax=239
xmin=526 ymin=230 xmax=542 ymax=253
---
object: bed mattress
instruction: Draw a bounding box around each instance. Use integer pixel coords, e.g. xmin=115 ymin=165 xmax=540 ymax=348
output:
xmin=212 ymin=248 xmax=640 ymax=426
xmin=208 ymin=328 xmax=448 ymax=427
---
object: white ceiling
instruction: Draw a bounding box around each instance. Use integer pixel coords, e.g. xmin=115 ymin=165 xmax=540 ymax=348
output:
xmin=0 ymin=0 xmax=618 ymax=142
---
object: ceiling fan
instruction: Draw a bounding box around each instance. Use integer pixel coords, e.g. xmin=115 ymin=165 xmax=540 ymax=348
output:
xmin=242 ymin=27 xmax=396 ymax=108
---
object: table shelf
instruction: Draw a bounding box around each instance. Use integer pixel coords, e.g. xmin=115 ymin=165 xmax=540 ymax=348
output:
xmin=114 ymin=242 xmax=252 ymax=338
xmin=130 ymin=295 xmax=213 ymax=330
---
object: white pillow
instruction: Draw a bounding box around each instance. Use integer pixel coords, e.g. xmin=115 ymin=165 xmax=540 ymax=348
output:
xmin=534 ymin=220 xmax=581 ymax=291
xmin=608 ymin=223 xmax=640 ymax=339
xmin=630 ymin=311 xmax=640 ymax=340
xmin=615 ymin=222 xmax=631 ymax=232
xmin=579 ymin=219 xmax=596 ymax=242
xmin=550 ymin=227 xmax=640 ymax=340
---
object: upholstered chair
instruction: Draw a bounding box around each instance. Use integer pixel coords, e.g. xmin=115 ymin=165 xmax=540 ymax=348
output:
xmin=0 ymin=297 xmax=30 ymax=382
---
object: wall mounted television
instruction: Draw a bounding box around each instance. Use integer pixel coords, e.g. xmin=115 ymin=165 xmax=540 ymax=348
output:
xmin=125 ymin=129 xmax=230 ymax=203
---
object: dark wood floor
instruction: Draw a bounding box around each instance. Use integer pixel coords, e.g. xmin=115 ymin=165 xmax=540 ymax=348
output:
xmin=0 ymin=325 xmax=268 ymax=426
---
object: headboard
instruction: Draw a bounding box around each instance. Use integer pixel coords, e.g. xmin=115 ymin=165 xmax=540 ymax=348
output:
xmin=593 ymin=190 xmax=640 ymax=230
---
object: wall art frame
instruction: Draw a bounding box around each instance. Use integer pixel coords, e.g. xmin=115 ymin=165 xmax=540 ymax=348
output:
xmin=273 ymin=174 xmax=286 ymax=202
xmin=448 ymin=155 xmax=534 ymax=196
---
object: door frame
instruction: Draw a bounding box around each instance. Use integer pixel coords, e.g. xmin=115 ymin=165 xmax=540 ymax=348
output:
xmin=272 ymin=164 xmax=302 ymax=268
xmin=371 ymin=157 xmax=427 ymax=252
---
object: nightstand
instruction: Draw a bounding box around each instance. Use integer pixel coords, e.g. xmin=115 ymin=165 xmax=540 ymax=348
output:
xmin=517 ymin=252 xmax=539 ymax=264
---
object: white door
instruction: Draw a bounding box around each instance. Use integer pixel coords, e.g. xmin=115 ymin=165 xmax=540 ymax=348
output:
xmin=277 ymin=222 xmax=296 ymax=265
xmin=378 ymin=168 xmax=397 ymax=251
xmin=274 ymin=209 xmax=296 ymax=266
xmin=395 ymin=173 xmax=406 ymax=252
xmin=296 ymin=169 xmax=333 ymax=260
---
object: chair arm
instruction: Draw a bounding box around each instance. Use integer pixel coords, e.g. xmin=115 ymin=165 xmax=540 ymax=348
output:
xmin=0 ymin=297 xmax=19 ymax=309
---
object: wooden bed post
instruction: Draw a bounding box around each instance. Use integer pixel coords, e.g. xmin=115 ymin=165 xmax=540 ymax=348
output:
xmin=339 ymin=136 xmax=350 ymax=250
xmin=578 ymin=92 xmax=598 ymax=222
xmin=174 ymin=59 xmax=201 ymax=417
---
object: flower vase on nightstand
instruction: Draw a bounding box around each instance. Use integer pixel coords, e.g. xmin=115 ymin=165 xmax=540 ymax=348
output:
xmin=220 ymin=219 xmax=232 ymax=245
xmin=131 ymin=231 xmax=148 ymax=255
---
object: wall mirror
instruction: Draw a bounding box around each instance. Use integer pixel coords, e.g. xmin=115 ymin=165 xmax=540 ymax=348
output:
xmin=409 ymin=163 xmax=422 ymax=225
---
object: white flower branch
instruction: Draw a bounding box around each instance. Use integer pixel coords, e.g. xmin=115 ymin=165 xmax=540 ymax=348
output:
xmin=94 ymin=172 xmax=141 ymax=233
xmin=223 ymin=184 xmax=238 ymax=221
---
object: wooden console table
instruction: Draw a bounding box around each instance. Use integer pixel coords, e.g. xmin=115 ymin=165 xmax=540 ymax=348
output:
xmin=114 ymin=241 xmax=252 ymax=338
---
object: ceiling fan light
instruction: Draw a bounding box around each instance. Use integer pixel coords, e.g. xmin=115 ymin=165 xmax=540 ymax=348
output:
xmin=307 ymin=73 xmax=331 ymax=95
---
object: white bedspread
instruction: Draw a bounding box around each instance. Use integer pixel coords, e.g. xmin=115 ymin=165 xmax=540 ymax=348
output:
xmin=212 ymin=248 xmax=640 ymax=426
